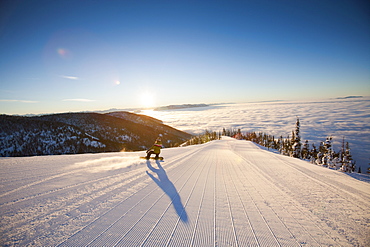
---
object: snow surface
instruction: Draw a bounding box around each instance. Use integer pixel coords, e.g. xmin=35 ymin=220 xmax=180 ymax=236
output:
xmin=1 ymin=137 xmax=369 ymax=246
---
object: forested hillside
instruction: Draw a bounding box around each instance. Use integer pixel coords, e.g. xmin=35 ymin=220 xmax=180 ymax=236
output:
xmin=0 ymin=112 xmax=191 ymax=157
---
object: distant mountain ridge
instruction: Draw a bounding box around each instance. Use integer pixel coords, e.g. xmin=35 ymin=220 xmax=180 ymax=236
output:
xmin=335 ymin=96 xmax=363 ymax=99
xmin=154 ymin=103 xmax=209 ymax=111
xmin=0 ymin=112 xmax=192 ymax=157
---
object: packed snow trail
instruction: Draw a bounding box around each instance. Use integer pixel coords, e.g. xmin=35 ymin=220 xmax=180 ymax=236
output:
xmin=0 ymin=138 xmax=369 ymax=246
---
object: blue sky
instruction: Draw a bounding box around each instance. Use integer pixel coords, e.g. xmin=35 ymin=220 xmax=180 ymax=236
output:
xmin=1 ymin=0 xmax=369 ymax=114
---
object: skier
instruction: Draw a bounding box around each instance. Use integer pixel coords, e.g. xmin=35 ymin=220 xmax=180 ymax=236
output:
xmin=146 ymin=135 xmax=163 ymax=160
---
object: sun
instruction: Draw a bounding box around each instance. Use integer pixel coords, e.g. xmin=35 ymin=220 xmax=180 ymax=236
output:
xmin=140 ymin=92 xmax=156 ymax=108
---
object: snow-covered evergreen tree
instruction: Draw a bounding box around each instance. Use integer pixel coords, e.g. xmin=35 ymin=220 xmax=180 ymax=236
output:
xmin=310 ymin=143 xmax=318 ymax=163
xmin=278 ymin=135 xmax=284 ymax=154
xmin=338 ymin=137 xmax=345 ymax=168
xmin=291 ymin=117 xmax=302 ymax=158
xmin=321 ymin=137 xmax=333 ymax=167
xmin=281 ymin=136 xmax=291 ymax=156
xmin=316 ymin=151 xmax=323 ymax=166
xmin=302 ymin=140 xmax=310 ymax=160
xmin=340 ymin=142 xmax=355 ymax=172
xmin=333 ymin=156 xmax=342 ymax=169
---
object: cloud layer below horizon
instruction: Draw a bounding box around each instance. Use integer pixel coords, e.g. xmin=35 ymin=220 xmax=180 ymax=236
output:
xmin=142 ymin=98 xmax=370 ymax=170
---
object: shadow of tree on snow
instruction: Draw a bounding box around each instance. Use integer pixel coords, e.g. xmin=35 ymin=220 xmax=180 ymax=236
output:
xmin=146 ymin=160 xmax=188 ymax=223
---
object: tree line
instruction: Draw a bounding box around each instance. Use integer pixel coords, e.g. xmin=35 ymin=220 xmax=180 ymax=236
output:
xmin=183 ymin=118 xmax=357 ymax=173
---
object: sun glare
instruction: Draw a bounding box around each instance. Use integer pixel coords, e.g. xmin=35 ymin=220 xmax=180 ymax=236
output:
xmin=140 ymin=92 xmax=156 ymax=108
xmin=57 ymin=48 xmax=71 ymax=58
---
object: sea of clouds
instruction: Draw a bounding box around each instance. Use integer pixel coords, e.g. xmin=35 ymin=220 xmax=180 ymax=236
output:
xmin=142 ymin=97 xmax=370 ymax=172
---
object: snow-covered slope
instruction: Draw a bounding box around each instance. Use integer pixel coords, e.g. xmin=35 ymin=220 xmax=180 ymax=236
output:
xmin=1 ymin=137 xmax=369 ymax=246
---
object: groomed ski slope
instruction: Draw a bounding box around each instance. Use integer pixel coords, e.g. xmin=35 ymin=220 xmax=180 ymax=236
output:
xmin=0 ymin=137 xmax=369 ymax=246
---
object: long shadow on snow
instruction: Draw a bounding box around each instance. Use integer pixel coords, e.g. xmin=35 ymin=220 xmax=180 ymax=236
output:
xmin=146 ymin=160 xmax=188 ymax=223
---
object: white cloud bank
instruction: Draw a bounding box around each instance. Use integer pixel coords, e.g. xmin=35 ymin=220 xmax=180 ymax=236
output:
xmin=0 ymin=99 xmax=38 ymax=103
xmin=60 ymin=75 xmax=80 ymax=80
xmin=142 ymin=97 xmax=370 ymax=170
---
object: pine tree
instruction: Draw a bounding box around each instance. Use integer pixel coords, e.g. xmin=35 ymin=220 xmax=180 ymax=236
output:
xmin=316 ymin=150 xmax=323 ymax=166
xmin=278 ymin=135 xmax=284 ymax=154
xmin=292 ymin=117 xmax=302 ymax=158
xmin=341 ymin=142 xmax=355 ymax=172
xmin=302 ymin=140 xmax=310 ymax=159
xmin=339 ymin=137 xmax=345 ymax=168
xmin=310 ymin=143 xmax=318 ymax=163
xmin=321 ymin=137 xmax=333 ymax=167
xmin=284 ymin=135 xmax=292 ymax=156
